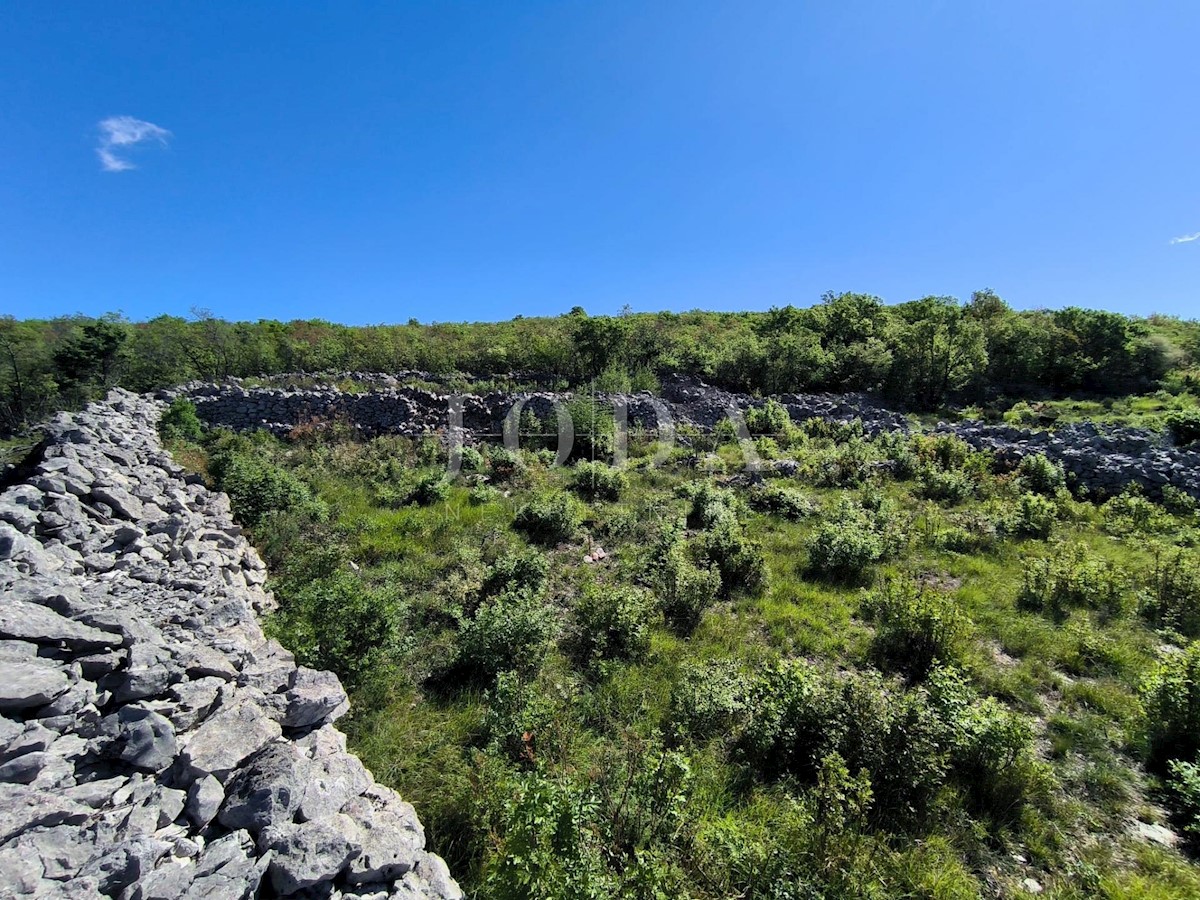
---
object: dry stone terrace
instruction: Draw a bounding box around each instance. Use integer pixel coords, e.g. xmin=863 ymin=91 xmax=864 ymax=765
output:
xmin=170 ymin=373 xmax=1200 ymax=500
xmin=0 ymin=390 xmax=461 ymax=899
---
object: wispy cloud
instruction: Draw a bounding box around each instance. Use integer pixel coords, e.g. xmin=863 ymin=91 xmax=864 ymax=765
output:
xmin=96 ymin=116 xmax=171 ymax=172
xmin=1170 ymin=231 xmax=1200 ymax=245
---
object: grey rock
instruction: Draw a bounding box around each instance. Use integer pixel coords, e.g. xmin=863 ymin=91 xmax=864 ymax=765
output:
xmin=114 ymin=707 xmax=178 ymax=773
xmin=0 ymin=659 xmax=71 ymax=711
xmin=259 ymin=818 xmax=361 ymax=895
xmin=185 ymin=775 xmax=224 ymax=828
xmin=0 ymin=750 xmax=51 ymax=784
xmin=283 ymin=667 xmax=349 ymax=729
xmin=341 ymin=789 xmax=426 ymax=885
xmin=179 ymin=696 xmax=282 ymax=782
xmin=79 ymin=835 xmax=172 ymax=894
xmin=90 ymin=485 xmax=144 ymax=521
xmin=0 ymin=782 xmax=90 ymax=843
xmin=217 ymin=742 xmax=308 ymax=833
xmin=0 ymin=599 xmax=121 ymax=649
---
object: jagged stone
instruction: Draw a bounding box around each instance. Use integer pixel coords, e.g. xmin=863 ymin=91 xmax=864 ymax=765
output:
xmin=283 ymin=667 xmax=349 ymax=729
xmin=112 ymin=707 xmax=178 ymax=773
xmin=179 ymin=696 xmax=282 ymax=783
xmin=185 ymin=775 xmax=224 ymax=829
xmin=0 ymin=659 xmax=71 ymax=711
xmin=0 ymin=599 xmax=122 ymax=650
xmin=217 ymin=743 xmax=308 ymax=833
xmin=259 ymin=817 xmax=361 ymax=895
xmin=0 ymin=390 xmax=456 ymax=899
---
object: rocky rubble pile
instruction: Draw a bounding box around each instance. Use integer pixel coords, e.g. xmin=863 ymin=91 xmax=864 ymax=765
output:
xmin=0 ymin=390 xmax=460 ymax=899
xmin=171 ymin=375 xmax=1200 ymax=499
xmin=940 ymin=421 xmax=1200 ymax=499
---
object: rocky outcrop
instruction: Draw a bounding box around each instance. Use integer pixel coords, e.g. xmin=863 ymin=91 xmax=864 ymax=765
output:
xmin=170 ymin=374 xmax=1199 ymax=500
xmin=0 ymin=391 xmax=460 ymax=899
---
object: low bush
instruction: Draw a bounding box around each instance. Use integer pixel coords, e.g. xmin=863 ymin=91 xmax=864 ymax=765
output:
xmin=514 ymin=491 xmax=584 ymax=545
xmin=1102 ymin=487 xmax=1174 ymax=535
xmin=805 ymin=501 xmax=888 ymax=584
xmin=483 ymin=549 xmax=550 ymax=598
xmin=455 ymin=589 xmax=558 ymax=683
xmin=861 ymin=578 xmax=966 ymax=681
xmin=669 ymin=661 xmax=751 ymax=741
xmin=570 ymin=585 xmax=656 ymax=668
xmin=746 ymin=483 xmax=818 ymax=520
xmin=695 ymin=517 xmax=768 ymax=596
xmin=1166 ymin=758 xmax=1200 ymax=843
xmin=1017 ymin=453 xmax=1067 ymax=496
xmin=653 ymin=539 xmax=722 ymax=633
xmin=744 ymin=399 xmax=792 ymax=435
xmin=487 ymin=446 xmax=527 ymax=482
xmin=807 ymin=439 xmax=872 ymax=488
xmin=683 ymin=481 xmax=738 ymax=530
xmin=468 ymin=482 xmax=502 ymax=505
xmin=1142 ymin=641 xmax=1200 ymax=773
xmin=1010 ymin=491 xmax=1058 ymax=539
xmin=458 ymin=445 xmax=486 ymax=473
xmin=1168 ymin=410 xmax=1200 ymax=447
xmin=1142 ymin=550 xmax=1200 ymax=637
xmin=218 ymin=452 xmax=327 ymax=528
xmin=1017 ymin=543 xmax=1128 ymax=619
xmin=569 ymin=460 xmax=626 ymax=502
xmin=916 ymin=464 xmax=974 ymax=503
xmin=270 ymin=570 xmax=401 ymax=688
xmin=158 ymin=397 xmax=205 ymax=443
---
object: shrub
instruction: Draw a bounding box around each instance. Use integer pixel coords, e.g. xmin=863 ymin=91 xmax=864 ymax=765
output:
xmin=916 ymin=464 xmax=974 ymax=504
xmin=411 ymin=471 xmax=451 ymax=505
xmin=514 ymin=491 xmax=584 ymax=545
xmin=482 ymin=671 xmax=561 ymax=765
xmin=1142 ymin=550 xmax=1200 ymax=637
xmin=654 ymin=540 xmax=722 ymax=633
xmin=1102 ymin=487 xmax=1173 ymax=535
xmin=566 ymin=394 xmax=615 ymax=461
xmin=456 ymin=589 xmax=557 ymax=682
xmin=1017 ymin=543 xmax=1128 ymax=619
xmin=746 ymin=484 xmax=818 ymax=520
xmin=158 ymin=398 xmax=204 ymax=443
xmin=806 ymin=501 xmax=886 ymax=584
xmin=469 ymin=483 xmax=502 ymax=505
xmin=483 ymin=549 xmax=550 ymax=598
xmin=487 ymin=446 xmax=527 ymax=482
xmin=927 ymin=666 xmax=1040 ymax=823
xmin=808 ymin=440 xmax=872 ymax=488
xmin=1168 ymin=410 xmax=1200 ymax=447
xmin=570 ymin=586 xmax=656 ymax=668
xmin=683 ymin=481 xmax=738 ymax=530
xmin=862 ymin=578 xmax=966 ymax=681
xmin=669 ymin=661 xmax=751 ymax=741
xmin=1142 ymin=641 xmax=1200 ymax=773
xmin=1017 ymin=453 xmax=1067 ymax=496
xmin=483 ymin=773 xmax=611 ymax=900
xmin=271 ymin=570 xmax=401 ymax=688
xmin=1163 ymin=485 xmax=1199 ymax=517
xmin=1166 ymin=758 xmax=1200 ymax=842
xmin=695 ymin=517 xmax=768 ymax=596
xmin=218 ymin=453 xmax=327 ymax=528
xmin=744 ymin=399 xmax=791 ymax=435
xmin=739 ymin=663 xmax=950 ymax=825
xmin=569 ymin=461 xmax=626 ymax=502
xmin=459 ymin=445 xmax=486 ymax=473
xmin=1011 ymin=492 xmax=1058 ymax=539
xmin=913 ymin=433 xmax=974 ymax=472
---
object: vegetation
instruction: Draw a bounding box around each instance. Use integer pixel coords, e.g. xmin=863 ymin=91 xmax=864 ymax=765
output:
xmin=153 ymin=395 xmax=1200 ymax=898
xmin=5 ymin=292 xmax=1200 ymax=434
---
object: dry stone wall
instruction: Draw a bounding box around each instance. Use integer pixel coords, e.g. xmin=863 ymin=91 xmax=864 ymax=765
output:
xmin=171 ymin=375 xmax=1200 ymax=500
xmin=0 ymin=390 xmax=461 ymax=900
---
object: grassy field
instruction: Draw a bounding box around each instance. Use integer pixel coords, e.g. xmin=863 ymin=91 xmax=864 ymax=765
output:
xmin=166 ymin=400 xmax=1200 ymax=899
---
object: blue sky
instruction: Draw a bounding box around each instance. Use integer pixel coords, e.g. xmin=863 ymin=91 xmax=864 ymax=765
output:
xmin=2 ymin=2 xmax=1197 ymax=324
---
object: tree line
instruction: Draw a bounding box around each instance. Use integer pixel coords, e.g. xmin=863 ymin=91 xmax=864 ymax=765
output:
xmin=2 ymin=291 xmax=1197 ymax=433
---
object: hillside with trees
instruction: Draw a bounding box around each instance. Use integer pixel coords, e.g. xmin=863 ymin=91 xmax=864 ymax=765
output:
xmin=3 ymin=292 xmax=1198 ymax=434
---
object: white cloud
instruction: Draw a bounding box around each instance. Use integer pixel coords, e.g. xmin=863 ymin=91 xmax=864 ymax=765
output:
xmin=96 ymin=116 xmax=171 ymax=172
xmin=1170 ymin=231 xmax=1200 ymax=245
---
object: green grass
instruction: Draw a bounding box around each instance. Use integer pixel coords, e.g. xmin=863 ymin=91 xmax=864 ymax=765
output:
xmin=180 ymin=422 xmax=1200 ymax=898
